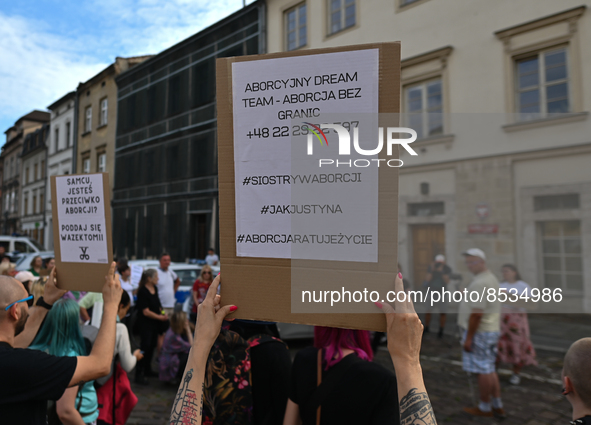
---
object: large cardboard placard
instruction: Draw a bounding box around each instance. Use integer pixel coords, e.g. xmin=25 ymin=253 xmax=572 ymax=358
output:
xmin=216 ymin=43 xmax=400 ymax=332
xmin=51 ymin=173 xmax=113 ymax=292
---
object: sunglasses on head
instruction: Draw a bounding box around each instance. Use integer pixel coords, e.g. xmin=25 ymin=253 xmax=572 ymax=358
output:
xmin=203 ymin=271 xmax=211 ymax=274
xmin=4 ymin=295 xmax=34 ymax=311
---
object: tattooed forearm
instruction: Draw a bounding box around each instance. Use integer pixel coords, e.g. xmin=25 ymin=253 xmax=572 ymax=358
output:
xmin=170 ymin=369 xmax=200 ymax=425
xmin=399 ymin=388 xmax=437 ymax=425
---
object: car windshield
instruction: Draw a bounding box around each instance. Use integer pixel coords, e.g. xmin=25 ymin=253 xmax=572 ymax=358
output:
xmin=15 ymin=255 xmax=30 ymax=268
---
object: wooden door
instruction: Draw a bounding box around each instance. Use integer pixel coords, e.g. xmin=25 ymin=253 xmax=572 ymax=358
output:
xmin=411 ymin=224 xmax=445 ymax=289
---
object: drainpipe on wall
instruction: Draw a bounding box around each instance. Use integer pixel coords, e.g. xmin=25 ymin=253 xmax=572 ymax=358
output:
xmin=72 ymin=90 xmax=79 ymax=173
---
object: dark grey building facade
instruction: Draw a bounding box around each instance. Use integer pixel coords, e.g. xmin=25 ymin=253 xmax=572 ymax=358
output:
xmin=113 ymin=3 xmax=264 ymax=261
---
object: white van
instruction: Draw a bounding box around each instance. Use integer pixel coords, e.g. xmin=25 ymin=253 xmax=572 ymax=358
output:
xmin=0 ymin=236 xmax=43 ymax=254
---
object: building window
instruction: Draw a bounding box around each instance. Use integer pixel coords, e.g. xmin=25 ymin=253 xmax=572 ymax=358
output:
xmin=405 ymin=79 xmax=443 ymax=139
xmin=54 ymin=128 xmax=59 ymax=152
xmin=25 ymin=167 xmax=29 ymax=185
xmin=534 ymin=194 xmax=579 ymax=211
xmin=85 ymin=106 xmax=92 ymax=133
xmin=66 ymin=122 xmax=71 ymax=147
xmin=516 ymin=48 xmax=569 ymax=120
xmin=100 ymin=98 xmax=108 ymax=126
xmin=98 ymin=153 xmax=107 ymax=172
xmin=34 ymin=164 xmax=38 ymax=181
xmin=285 ymin=3 xmax=306 ymax=51
xmin=83 ymin=158 xmax=91 ymax=174
xmin=539 ymin=220 xmax=583 ymax=293
xmin=24 ymin=194 xmax=28 ymax=216
xmin=32 ymin=193 xmax=37 ymax=215
xmin=408 ymin=202 xmax=445 ymax=217
xmin=39 ymin=193 xmax=44 ymax=214
xmin=329 ymin=0 xmax=355 ymax=35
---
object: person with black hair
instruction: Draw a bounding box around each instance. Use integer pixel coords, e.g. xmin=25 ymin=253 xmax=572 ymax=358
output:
xmin=229 ymin=320 xmax=291 ymax=425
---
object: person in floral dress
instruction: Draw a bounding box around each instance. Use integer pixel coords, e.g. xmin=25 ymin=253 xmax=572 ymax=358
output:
xmin=497 ymin=264 xmax=537 ymax=385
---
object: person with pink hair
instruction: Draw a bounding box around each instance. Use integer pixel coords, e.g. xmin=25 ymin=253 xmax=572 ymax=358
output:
xmin=283 ymin=325 xmax=400 ymax=424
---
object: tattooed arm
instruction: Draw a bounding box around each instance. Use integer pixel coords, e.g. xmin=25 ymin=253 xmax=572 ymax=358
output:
xmin=169 ymin=274 xmax=237 ymax=425
xmin=377 ymin=273 xmax=437 ymax=425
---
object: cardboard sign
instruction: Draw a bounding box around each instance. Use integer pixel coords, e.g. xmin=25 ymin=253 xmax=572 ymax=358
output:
xmin=51 ymin=173 xmax=113 ymax=292
xmin=216 ymin=43 xmax=401 ymax=332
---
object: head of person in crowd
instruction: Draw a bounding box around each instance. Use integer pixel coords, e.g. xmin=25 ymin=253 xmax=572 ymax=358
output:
xmin=160 ymin=253 xmax=171 ymax=271
xmin=118 ymin=262 xmax=131 ymax=281
xmin=501 ymin=264 xmax=522 ymax=283
xmin=229 ymin=319 xmax=281 ymax=340
xmin=14 ymin=271 xmax=38 ymax=293
xmin=0 ymin=245 xmax=5 ymax=256
xmin=200 ymin=265 xmax=214 ymax=283
xmin=169 ymin=310 xmax=189 ymax=336
xmin=562 ymin=337 xmax=591 ymax=420
xmin=139 ymin=268 xmax=159 ymax=288
xmin=31 ymin=279 xmax=45 ymax=305
xmin=314 ymin=326 xmax=373 ymax=370
xmin=0 ymin=275 xmax=33 ymax=337
xmin=44 ymin=257 xmax=55 ymax=270
xmin=118 ymin=290 xmax=131 ymax=321
xmin=0 ymin=260 xmax=16 ymax=276
xmin=463 ymin=248 xmax=487 ymax=275
xmin=29 ymin=299 xmax=86 ymax=356
xmin=30 ymin=255 xmax=43 ymax=271
xmin=208 ymin=248 xmax=215 ymax=255
xmin=435 ymin=254 xmax=445 ymax=263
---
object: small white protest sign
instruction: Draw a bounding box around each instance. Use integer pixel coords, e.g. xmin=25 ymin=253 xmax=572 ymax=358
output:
xmin=55 ymin=174 xmax=109 ymax=264
xmin=130 ymin=264 xmax=143 ymax=287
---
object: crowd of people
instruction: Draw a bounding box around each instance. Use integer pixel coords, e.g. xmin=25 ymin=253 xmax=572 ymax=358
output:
xmin=0 ymin=248 xmax=589 ymax=425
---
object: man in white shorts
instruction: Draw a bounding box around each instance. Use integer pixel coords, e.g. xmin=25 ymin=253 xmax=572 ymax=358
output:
xmin=458 ymin=248 xmax=504 ymax=418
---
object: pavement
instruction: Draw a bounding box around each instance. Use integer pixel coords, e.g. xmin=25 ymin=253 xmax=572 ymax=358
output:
xmin=126 ymin=313 xmax=590 ymax=424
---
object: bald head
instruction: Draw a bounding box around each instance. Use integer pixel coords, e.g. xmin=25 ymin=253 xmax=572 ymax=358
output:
xmin=564 ymin=338 xmax=591 ymax=408
xmin=0 ymin=276 xmax=28 ymax=311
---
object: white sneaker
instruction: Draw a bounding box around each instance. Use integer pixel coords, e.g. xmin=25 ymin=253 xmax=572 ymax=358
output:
xmin=509 ymin=374 xmax=521 ymax=385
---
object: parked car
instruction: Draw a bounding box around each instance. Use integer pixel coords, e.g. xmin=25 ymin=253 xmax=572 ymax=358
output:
xmin=0 ymin=235 xmax=44 ymax=257
xmin=15 ymin=251 xmax=55 ymax=272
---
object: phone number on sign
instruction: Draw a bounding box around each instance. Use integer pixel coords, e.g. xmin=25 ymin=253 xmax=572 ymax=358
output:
xmin=246 ymin=121 xmax=359 ymax=139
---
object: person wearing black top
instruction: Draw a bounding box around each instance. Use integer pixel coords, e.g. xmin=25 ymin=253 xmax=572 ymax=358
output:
xmin=562 ymin=338 xmax=591 ymax=425
xmin=229 ymin=320 xmax=291 ymax=425
xmin=0 ymin=263 xmax=123 ymax=425
xmin=135 ymin=268 xmax=169 ymax=384
xmin=289 ymin=344 xmax=399 ymax=424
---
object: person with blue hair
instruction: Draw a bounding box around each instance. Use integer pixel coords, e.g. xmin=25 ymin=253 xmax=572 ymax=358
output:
xmin=30 ymin=299 xmax=100 ymax=424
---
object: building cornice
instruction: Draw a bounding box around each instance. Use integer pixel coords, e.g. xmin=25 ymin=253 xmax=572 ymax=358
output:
xmin=494 ymin=5 xmax=586 ymax=40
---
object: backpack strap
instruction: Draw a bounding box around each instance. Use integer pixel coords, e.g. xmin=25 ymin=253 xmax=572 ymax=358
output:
xmin=304 ymin=349 xmax=362 ymax=425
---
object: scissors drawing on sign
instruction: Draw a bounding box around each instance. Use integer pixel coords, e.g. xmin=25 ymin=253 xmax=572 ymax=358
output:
xmin=79 ymin=247 xmax=90 ymax=260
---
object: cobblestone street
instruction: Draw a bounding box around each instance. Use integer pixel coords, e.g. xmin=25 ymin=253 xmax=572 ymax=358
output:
xmin=127 ymin=314 xmax=588 ymax=424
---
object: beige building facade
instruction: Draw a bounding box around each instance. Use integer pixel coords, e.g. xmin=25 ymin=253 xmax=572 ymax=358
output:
xmin=1 ymin=111 xmax=50 ymax=236
xmin=75 ymin=56 xmax=151 ymax=189
xmin=265 ymin=0 xmax=591 ymax=311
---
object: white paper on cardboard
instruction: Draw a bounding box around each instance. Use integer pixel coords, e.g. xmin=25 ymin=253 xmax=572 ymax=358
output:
xmin=55 ymin=174 xmax=109 ymax=264
xmin=232 ymin=49 xmax=379 ymax=261
xmin=130 ymin=264 xmax=143 ymax=287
